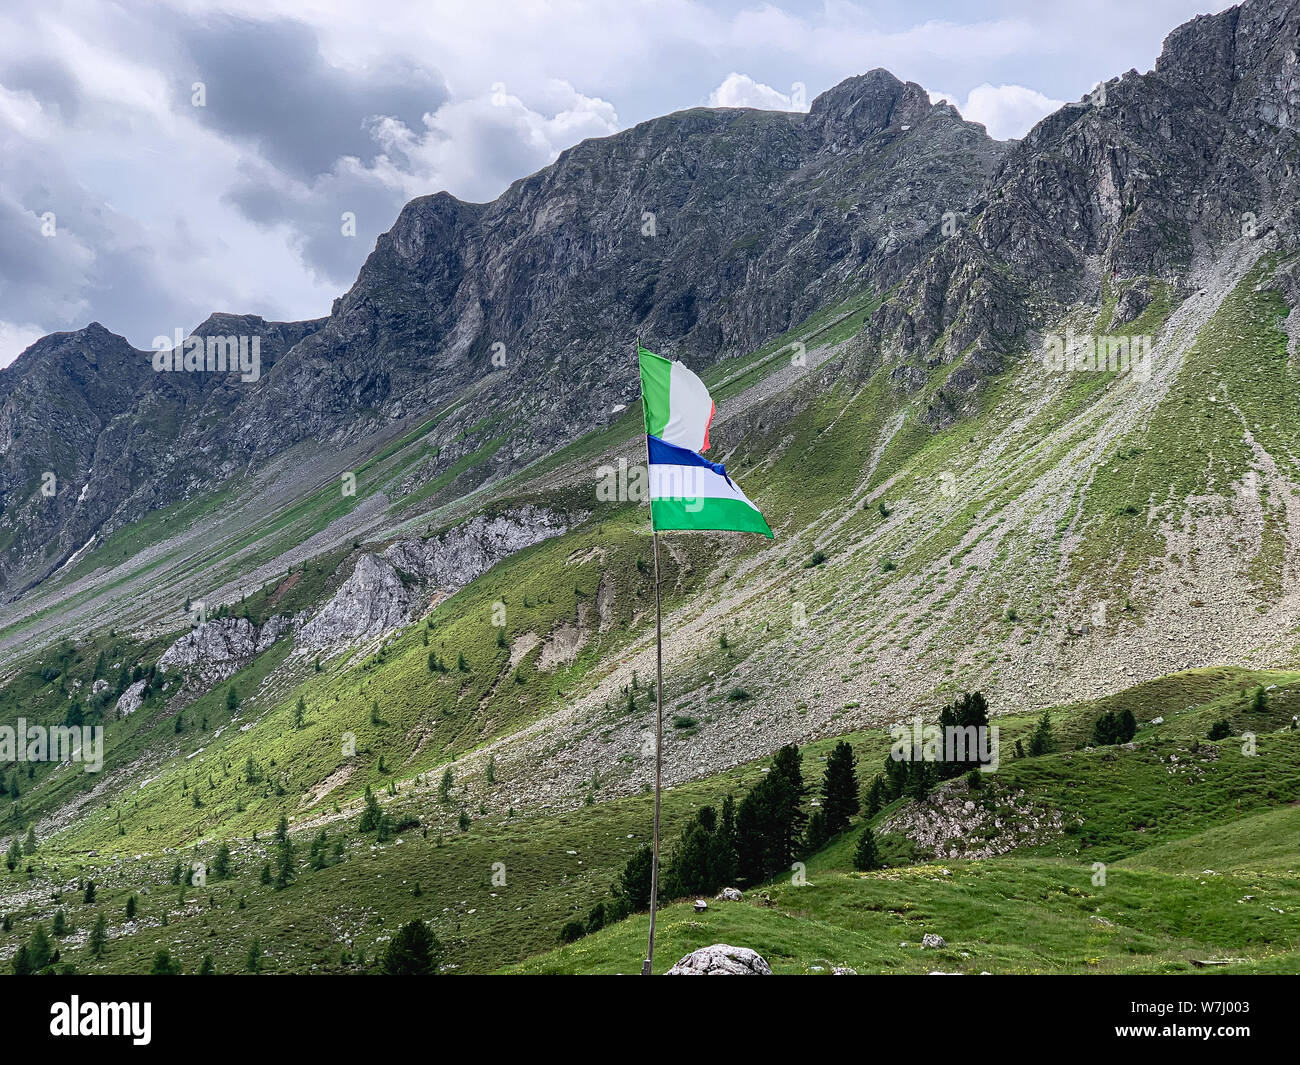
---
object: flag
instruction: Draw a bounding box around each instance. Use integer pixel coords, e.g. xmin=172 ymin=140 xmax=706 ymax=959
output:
xmin=638 ymin=345 xmax=715 ymax=452
xmin=646 ymin=434 xmax=773 ymax=538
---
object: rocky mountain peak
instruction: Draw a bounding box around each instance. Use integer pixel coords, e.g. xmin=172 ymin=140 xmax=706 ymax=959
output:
xmin=808 ymin=68 xmax=935 ymax=146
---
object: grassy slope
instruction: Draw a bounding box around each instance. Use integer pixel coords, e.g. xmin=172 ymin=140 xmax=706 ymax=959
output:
xmin=5 ymin=666 xmax=1299 ymax=974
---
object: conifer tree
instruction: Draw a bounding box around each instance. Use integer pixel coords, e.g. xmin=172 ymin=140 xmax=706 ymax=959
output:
xmin=28 ymin=924 xmax=52 ymax=970
xmin=380 ymin=919 xmax=443 ymax=975
xmin=821 ymin=740 xmax=859 ymax=834
xmin=865 ymin=774 xmax=885 ymax=818
xmin=212 ymin=842 xmax=232 ymax=880
xmin=89 ymin=913 xmax=108 ymax=958
xmin=853 ymin=826 xmax=882 ymax=871
xmin=1029 ymin=711 xmax=1055 ymax=756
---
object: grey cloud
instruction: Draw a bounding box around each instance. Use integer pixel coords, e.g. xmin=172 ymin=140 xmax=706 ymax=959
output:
xmin=177 ymin=15 xmax=449 ymax=181
xmin=224 ymin=170 xmax=409 ymax=286
xmin=0 ymin=57 xmax=83 ymax=122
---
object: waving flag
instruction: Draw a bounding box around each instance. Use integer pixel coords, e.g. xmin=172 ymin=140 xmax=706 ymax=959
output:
xmin=638 ymin=344 xmax=715 ymax=452
xmin=633 ymin=342 xmax=772 ymax=977
xmin=646 ymin=435 xmax=772 ymax=537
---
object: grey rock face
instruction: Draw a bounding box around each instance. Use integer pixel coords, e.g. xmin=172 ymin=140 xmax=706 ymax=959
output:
xmin=665 ymin=944 xmax=772 ymax=975
xmin=0 ymin=317 xmax=324 ymax=596
xmin=0 ymin=70 xmax=1000 ymax=595
xmin=382 ymin=505 xmax=573 ymax=585
xmin=298 ymin=507 xmax=578 ymax=650
xmin=297 ymin=554 xmax=420 ymax=651
xmin=157 ymin=615 xmax=294 ymax=682
xmin=849 ymin=0 xmax=1300 ymax=427
xmin=115 ymin=680 xmax=147 ymax=717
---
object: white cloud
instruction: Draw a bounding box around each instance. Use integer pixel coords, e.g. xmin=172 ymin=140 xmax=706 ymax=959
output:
xmin=0 ymin=321 xmax=46 ymax=367
xmin=0 ymin=0 xmax=1224 ymax=365
xmin=928 ymin=83 xmax=1065 ymax=140
xmin=708 ymin=72 xmax=801 ymax=111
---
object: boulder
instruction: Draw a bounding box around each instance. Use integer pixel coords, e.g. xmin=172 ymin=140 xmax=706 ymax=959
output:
xmin=115 ymin=680 xmax=147 ymax=716
xmin=921 ymin=933 xmax=947 ymax=949
xmin=665 ymin=944 xmax=772 ymax=975
xmin=717 ymin=887 xmax=743 ymax=901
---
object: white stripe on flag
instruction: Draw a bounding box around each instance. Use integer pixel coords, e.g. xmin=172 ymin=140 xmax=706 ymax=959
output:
xmin=666 ymin=361 xmax=714 ymax=452
xmin=649 ymin=463 xmax=759 ymax=505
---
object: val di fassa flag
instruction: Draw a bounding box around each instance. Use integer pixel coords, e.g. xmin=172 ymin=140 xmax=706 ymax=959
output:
xmin=637 ymin=346 xmax=772 ymax=538
xmin=646 ymin=436 xmax=773 ymax=536
xmin=637 ymin=345 xmax=715 ymax=453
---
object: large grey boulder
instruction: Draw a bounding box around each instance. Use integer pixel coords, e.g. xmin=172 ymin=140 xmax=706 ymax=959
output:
xmin=115 ymin=680 xmax=147 ymax=717
xmin=298 ymin=506 xmax=578 ymax=650
xmin=158 ymin=615 xmax=292 ymax=682
xmin=665 ymin=944 xmax=772 ymax=975
xmin=297 ymin=554 xmax=418 ymax=650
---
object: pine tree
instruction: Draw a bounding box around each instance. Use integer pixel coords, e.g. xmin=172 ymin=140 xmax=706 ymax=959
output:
xmin=23 ymin=824 xmax=37 ymax=855
xmin=82 ymin=881 xmax=95 ymax=903
xmin=274 ymin=837 xmax=295 ymax=890
xmin=4 ymin=837 xmax=20 ymax=872
xmin=212 ymin=842 xmax=232 ymax=880
xmin=380 ymin=919 xmax=443 ymax=975
xmin=662 ymin=806 xmax=736 ymax=897
xmin=52 ymin=909 xmax=66 ymax=936
xmin=439 ymin=767 xmax=454 ymax=804
xmin=359 ymin=786 xmax=383 ymax=831
xmin=89 ymin=913 xmax=108 ymax=958
xmin=293 ymin=696 xmax=306 ymax=728
xmin=821 ymin=740 xmax=859 ymax=835
xmin=853 ymin=826 xmax=882 ymax=871
xmin=865 ymin=774 xmax=885 ymax=818
xmin=226 ymin=686 xmax=239 ymax=712
xmin=199 ymin=954 xmax=215 ymax=975
xmin=804 ymin=809 xmax=829 ymax=851
xmin=1029 ymin=711 xmax=1055 ymax=756
xmin=274 ymin=815 xmax=288 ymax=844
xmin=611 ymin=844 xmax=654 ymax=914
xmin=904 ymin=759 xmax=933 ymax=802
xmin=125 ymin=895 xmax=137 ymax=920
xmin=309 ymin=830 xmax=328 ymax=870
xmin=735 ymin=747 xmax=808 ymax=883
xmin=10 ymin=944 xmax=31 ymax=976
xmin=884 ymin=754 xmax=909 ymax=800
xmin=245 ymin=939 xmax=262 ymax=973
xmin=28 ymin=924 xmax=52 ymax=970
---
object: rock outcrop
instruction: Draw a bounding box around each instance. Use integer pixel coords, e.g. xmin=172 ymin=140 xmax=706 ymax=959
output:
xmin=0 ymin=67 xmax=1002 ymax=595
xmin=298 ymin=507 xmax=579 ymax=650
xmin=665 ymin=944 xmax=772 ymax=975
xmin=157 ymin=614 xmax=294 ymax=683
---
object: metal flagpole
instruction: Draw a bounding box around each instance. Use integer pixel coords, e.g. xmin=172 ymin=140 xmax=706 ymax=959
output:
xmin=641 ymin=341 xmax=665 ymax=976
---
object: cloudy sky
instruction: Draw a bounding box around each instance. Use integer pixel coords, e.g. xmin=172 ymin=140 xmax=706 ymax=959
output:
xmin=0 ymin=0 xmax=1231 ymax=367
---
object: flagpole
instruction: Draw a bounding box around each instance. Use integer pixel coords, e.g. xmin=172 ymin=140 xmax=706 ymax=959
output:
xmin=641 ymin=342 xmax=665 ymax=977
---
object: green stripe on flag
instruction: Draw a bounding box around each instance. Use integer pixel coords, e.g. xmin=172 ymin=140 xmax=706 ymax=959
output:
xmin=638 ymin=346 xmax=671 ymax=438
xmin=651 ymin=498 xmax=773 ymax=538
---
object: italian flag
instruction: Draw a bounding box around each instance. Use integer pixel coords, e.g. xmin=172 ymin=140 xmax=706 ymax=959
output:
xmin=637 ymin=345 xmax=772 ymax=538
xmin=638 ymin=344 xmax=715 ymax=452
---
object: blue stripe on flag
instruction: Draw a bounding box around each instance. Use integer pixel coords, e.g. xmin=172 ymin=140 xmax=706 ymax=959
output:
xmin=646 ymin=435 xmax=730 ymax=482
